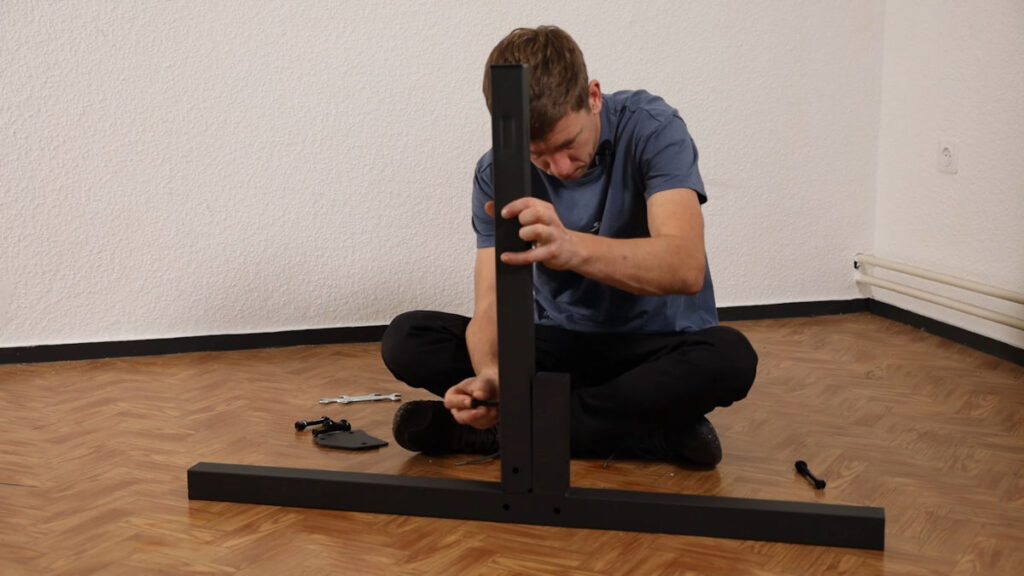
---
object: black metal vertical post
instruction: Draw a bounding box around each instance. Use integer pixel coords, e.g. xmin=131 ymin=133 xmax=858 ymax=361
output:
xmin=531 ymin=372 xmax=571 ymax=496
xmin=490 ymin=65 xmax=535 ymax=494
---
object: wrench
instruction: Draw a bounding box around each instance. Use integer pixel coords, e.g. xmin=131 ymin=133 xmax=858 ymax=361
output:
xmin=319 ymin=392 xmax=401 ymax=405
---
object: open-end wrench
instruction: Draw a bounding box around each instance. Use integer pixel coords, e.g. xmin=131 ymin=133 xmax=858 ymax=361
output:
xmin=319 ymin=392 xmax=401 ymax=405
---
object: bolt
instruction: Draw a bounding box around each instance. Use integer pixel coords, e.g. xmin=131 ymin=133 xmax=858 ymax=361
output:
xmin=295 ymin=416 xmax=332 ymax=431
xmin=795 ymin=460 xmax=826 ymax=490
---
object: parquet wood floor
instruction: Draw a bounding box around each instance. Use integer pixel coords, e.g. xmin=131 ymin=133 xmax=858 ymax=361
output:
xmin=1 ymin=312 xmax=1021 ymax=575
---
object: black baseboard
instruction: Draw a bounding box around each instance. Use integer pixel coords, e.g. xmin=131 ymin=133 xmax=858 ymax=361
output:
xmin=865 ymin=300 xmax=1023 ymax=366
xmin=0 ymin=325 xmax=387 ymax=365
xmin=1 ymin=300 xmax=1019 ymax=366
xmin=717 ymin=299 xmax=869 ymax=321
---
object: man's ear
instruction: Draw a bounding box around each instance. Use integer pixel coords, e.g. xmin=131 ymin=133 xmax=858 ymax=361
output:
xmin=588 ymin=79 xmax=602 ymax=114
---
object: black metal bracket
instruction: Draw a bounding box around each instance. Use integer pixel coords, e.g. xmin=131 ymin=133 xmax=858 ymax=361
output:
xmin=187 ymin=65 xmax=885 ymax=550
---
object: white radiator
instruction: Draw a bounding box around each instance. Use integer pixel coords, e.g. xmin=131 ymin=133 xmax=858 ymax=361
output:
xmin=854 ymin=253 xmax=1024 ymax=331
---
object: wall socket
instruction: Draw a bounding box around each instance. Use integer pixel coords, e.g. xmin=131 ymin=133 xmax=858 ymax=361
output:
xmin=937 ymin=138 xmax=959 ymax=174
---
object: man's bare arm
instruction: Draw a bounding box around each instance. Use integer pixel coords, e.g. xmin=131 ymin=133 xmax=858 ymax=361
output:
xmin=445 ymin=247 xmax=501 ymax=428
xmin=465 ymin=247 xmax=498 ymax=379
xmin=500 ymin=188 xmax=707 ymax=296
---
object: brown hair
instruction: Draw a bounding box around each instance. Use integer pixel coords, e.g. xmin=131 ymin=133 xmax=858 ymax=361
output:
xmin=482 ymin=26 xmax=590 ymax=141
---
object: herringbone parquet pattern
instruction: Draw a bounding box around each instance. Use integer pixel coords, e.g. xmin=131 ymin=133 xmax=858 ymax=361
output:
xmin=0 ymin=313 xmax=1021 ymax=575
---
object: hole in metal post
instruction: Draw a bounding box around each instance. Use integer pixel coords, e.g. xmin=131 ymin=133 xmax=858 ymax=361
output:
xmin=502 ymin=503 xmax=510 ymax=511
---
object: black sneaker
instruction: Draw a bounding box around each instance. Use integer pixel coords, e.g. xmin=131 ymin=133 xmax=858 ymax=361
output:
xmin=392 ymin=400 xmax=499 ymax=455
xmin=628 ymin=416 xmax=723 ymax=468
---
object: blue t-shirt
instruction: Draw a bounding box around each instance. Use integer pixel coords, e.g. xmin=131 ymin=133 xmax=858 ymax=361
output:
xmin=472 ymin=90 xmax=719 ymax=334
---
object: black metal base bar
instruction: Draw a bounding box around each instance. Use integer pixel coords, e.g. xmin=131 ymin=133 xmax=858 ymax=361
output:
xmin=186 ymin=349 xmax=885 ymax=551
xmin=187 ymin=462 xmax=884 ymax=550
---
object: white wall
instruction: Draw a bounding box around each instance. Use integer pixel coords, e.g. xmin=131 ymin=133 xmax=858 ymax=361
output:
xmin=873 ymin=0 xmax=1024 ymax=347
xmin=13 ymin=0 xmax=1007 ymax=350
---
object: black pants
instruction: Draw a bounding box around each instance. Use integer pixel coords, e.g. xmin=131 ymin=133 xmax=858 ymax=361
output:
xmin=381 ymin=311 xmax=758 ymax=457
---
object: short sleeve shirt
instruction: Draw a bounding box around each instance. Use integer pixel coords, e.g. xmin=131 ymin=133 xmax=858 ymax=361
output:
xmin=472 ymin=90 xmax=718 ymax=334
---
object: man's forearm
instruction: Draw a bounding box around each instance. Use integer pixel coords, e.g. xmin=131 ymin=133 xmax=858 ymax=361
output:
xmin=465 ymin=305 xmax=499 ymax=379
xmin=571 ymin=232 xmax=705 ymax=296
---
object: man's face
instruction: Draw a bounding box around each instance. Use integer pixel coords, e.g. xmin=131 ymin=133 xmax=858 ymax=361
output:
xmin=529 ymin=81 xmax=602 ymax=181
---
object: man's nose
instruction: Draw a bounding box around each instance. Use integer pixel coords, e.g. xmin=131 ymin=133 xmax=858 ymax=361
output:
xmin=549 ymin=153 xmax=573 ymax=178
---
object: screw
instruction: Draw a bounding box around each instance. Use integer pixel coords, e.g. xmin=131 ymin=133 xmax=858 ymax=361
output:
xmin=295 ymin=416 xmax=331 ymax=431
xmin=311 ymin=419 xmax=352 ymax=436
xmin=795 ymin=460 xmax=826 ymax=490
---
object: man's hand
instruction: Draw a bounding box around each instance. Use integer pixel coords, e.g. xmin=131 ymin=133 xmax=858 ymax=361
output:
xmin=488 ymin=189 xmax=706 ymax=296
xmin=445 ymin=371 xmax=500 ymax=429
xmin=486 ymin=199 xmax=580 ymax=270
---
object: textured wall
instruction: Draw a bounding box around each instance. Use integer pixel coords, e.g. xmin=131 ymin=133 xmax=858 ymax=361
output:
xmin=874 ymin=1 xmax=1024 ymax=347
xmin=4 ymin=1 xmax=888 ymax=347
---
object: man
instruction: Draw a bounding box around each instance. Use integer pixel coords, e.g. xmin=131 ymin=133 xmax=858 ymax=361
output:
xmin=381 ymin=26 xmax=757 ymax=467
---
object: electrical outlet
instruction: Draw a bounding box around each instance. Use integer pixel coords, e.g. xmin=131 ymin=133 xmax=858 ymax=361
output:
xmin=937 ymin=138 xmax=958 ymax=174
